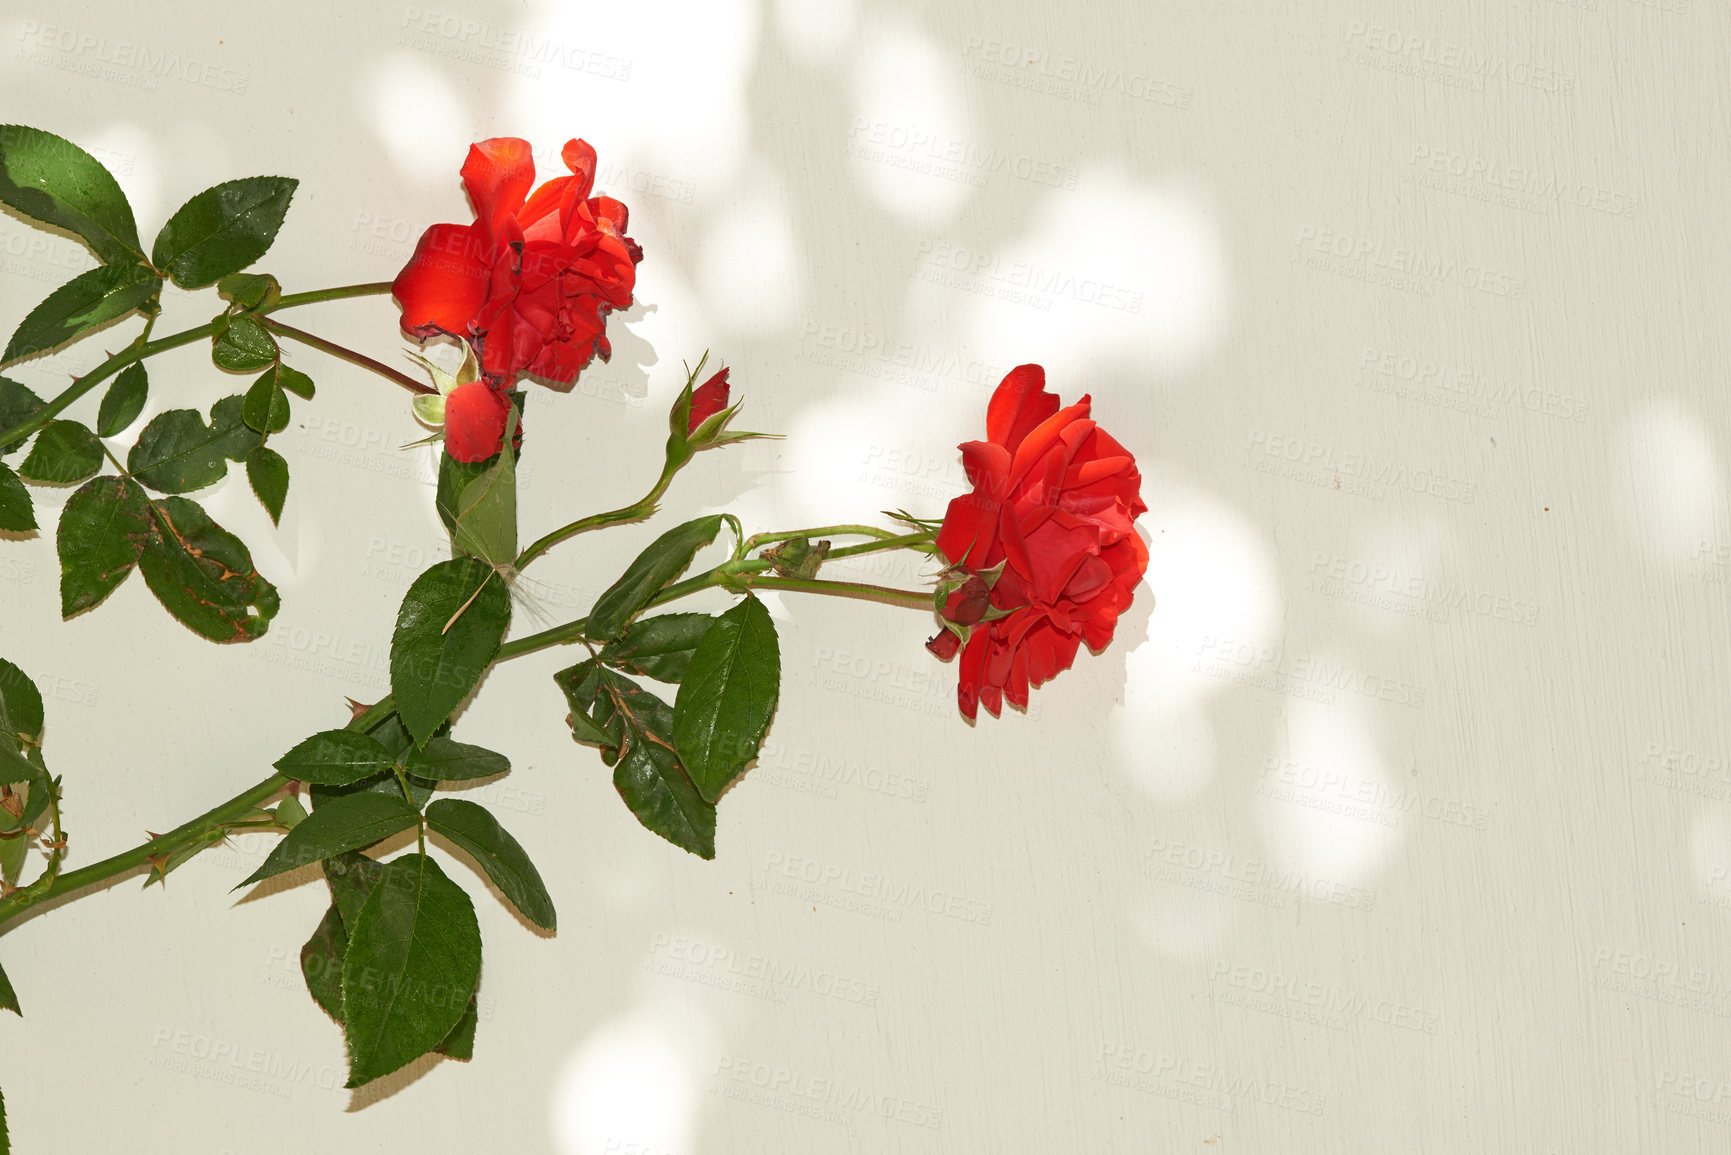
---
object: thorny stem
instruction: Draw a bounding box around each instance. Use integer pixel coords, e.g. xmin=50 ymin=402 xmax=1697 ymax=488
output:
xmin=0 ymin=281 xmax=401 ymax=453
xmin=0 ymin=699 xmax=398 ymax=931
xmin=262 ymin=318 xmax=434 ymax=396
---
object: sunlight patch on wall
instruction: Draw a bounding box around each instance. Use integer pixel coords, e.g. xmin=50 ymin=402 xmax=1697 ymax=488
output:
xmin=850 ymin=22 xmax=974 ymax=224
xmin=1626 ymin=402 xmax=1722 ymax=560
xmin=1255 ymin=697 xmax=1400 ymax=886
xmin=549 ymin=996 xmax=716 ymax=1155
xmin=356 ymin=53 xmax=473 ymax=188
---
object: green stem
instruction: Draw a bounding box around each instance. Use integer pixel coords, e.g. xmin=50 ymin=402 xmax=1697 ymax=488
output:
xmin=0 ymin=281 xmax=400 ymax=453
xmin=262 ymin=318 xmax=434 ymax=396
xmin=742 ymin=574 xmax=934 ymax=608
xmin=0 ymin=698 xmax=396 ymax=932
xmin=825 ymin=531 xmax=937 ymax=560
xmin=514 ymin=460 xmax=679 ymax=570
xmin=742 ymin=524 xmax=903 ymax=554
xmin=270 ymin=281 xmax=395 ymax=310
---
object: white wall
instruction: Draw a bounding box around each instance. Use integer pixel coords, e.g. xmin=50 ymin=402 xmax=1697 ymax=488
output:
xmin=1 ymin=1 xmax=1724 ymax=1151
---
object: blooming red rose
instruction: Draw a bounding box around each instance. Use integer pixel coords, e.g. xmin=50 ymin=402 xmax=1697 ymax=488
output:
xmin=928 ymin=365 xmax=1148 ymax=719
xmin=687 ymin=367 xmax=730 ymax=433
xmin=393 ymin=136 xmax=643 ymax=453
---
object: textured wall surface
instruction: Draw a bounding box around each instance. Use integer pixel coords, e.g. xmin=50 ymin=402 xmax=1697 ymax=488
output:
xmin=0 ymin=1 xmax=1723 ymax=1151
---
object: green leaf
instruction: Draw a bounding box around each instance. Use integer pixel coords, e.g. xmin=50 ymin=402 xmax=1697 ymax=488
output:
xmin=451 ymin=411 xmax=516 ymax=567
xmin=556 ymin=660 xmax=715 ymax=858
xmin=0 ymin=659 xmax=44 ymax=745
xmin=211 ymin=314 xmax=278 ymax=372
xmin=324 ymin=850 xmax=388 ymax=931
xmin=238 ymin=791 xmax=421 ymax=887
xmin=3 ymin=263 xmax=159 ymax=366
xmin=0 ymin=743 xmax=33 ymax=786
xmin=139 ymin=496 xmax=279 ymax=642
xmin=426 ymin=798 xmax=555 ymax=930
xmin=275 ymin=729 xmax=396 ymax=786
xmin=435 ymin=993 xmax=478 ymax=1060
xmin=0 ymin=807 xmax=28 ymax=887
xmin=275 ymin=792 xmax=308 ymax=829
xmin=241 ymin=368 xmax=291 ymax=433
xmin=341 ymin=853 xmax=481 ymax=1088
xmin=586 ymin=515 xmax=725 ymax=642
xmin=0 ymin=958 xmax=17 ymax=1015
xmin=405 ymin=737 xmax=509 ymax=782
xmin=674 ymin=595 xmax=781 ymax=803
xmin=128 ymin=395 xmax=258 ymax=493
xmin=390 ymin=558 xmax=510 ymax=746
xmin=436 ymin=452 xmax=495 ymax=538
xmin=0 ymin=461 xmax=33 ymax=532
xmin=0 ymin=378 xmax=44 ymax=458
xmin=276 ymin=363 xmax=314 ymax=400
xmin=246 ymin=445 xmax=289 ymax=525
xmin=56 ymin=474 xmax=150 ymax=615
xmin=151 ymin=176 xmax=298 ymax=289
xmin=0 ymin=1081 xmax=9 ymax=1149
xmin=17 ymin=420 xmax=101 ymax=484
xmin=217 ymin=271 xmax=280 ymax=311
xmin=301 ymin=903 xmax=348 ymax=1023
xmin=598 ymin=613 xmax=715 ymax=683
xmin=96 ymin=362 xmax=147 ymax=437
xmin=0 ymin=124 xmax=143 ymax=265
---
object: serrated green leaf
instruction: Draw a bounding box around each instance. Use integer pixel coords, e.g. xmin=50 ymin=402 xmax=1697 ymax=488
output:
xmin=0 ymin=743 xmax=33 ymax=786
xmin=0 ymin=378 xmax=44 ymax=459
xmin=674 ymin=595 xmax=781 ymax=803
xmin=0 ymin=807 xmax=28 ymax=888
xmin=275 ymin=729 xmax=396 ymax=786
xmin=435 ymin=992 xmax=478 ymax=1060
xmin=0 ymin=124 xmax=143 ymax=265
xmin=217 ymin=271 xmax=280 ymax=311
xmin=451 ymin=410 xmax=516 ymax=567
xmin=152 ymin=176 xmax=298 ymax=288
xmin=128 ymin=395 xmax=258 ymax=493
xmin=96 ymin=362 xmax=147 ymax=437
xmin=238 ymin=791 xmax=421 ymax=887
xmin=341 ymin=853 xmax=480 ymax=1088
xmin=302 ymin=903 xmax=348 ymax=1023
xmin=17 ymin=420 xmax=101 ymax=484
xmin=139 ymin=495 xmax=278 ymax=642
xmin=598 ymin=613 xmax=715 ymax=683
xmin=586 ymin=515 xmax=725 ymax=642
xmin=0 ymin=957 xmax=18 ymax=1016
xmin=426 ymin=798 xmax=554 ymax=930
xmin=556 ymin=660 xmax=715 ymax=858
xmin=211 ymin=313 xmax=278 ymax=372
xmin=56 ymin=474 xmax=150 ymax=615
xmin=0 ymin=659 xmax=42 ymax=746
xmin=389 ymin=558 xmax=510 ymax=745
xmin=3 ymin=264 xmax=159 ymax=365
xmin=246 ymin=445 xmax=288 ymax=525
xmin=404 ymin=737 xmax=509 ymax=782
xmin=0 ymin=461 xmax=33 ymax=532
xmin=324 ymin=850 xmax=388 ymax=932
xmin=241 ymin=368 xmax=291 ymax=433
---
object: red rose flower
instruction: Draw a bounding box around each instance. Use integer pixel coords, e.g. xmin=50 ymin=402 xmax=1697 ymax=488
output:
xmin=928 ymin=365 xmax=1148 ymax=719
xmin=393 ymin=136 xmax=643 ymax=391
xmin=687 ymin=367 xmax=730 ymax=433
